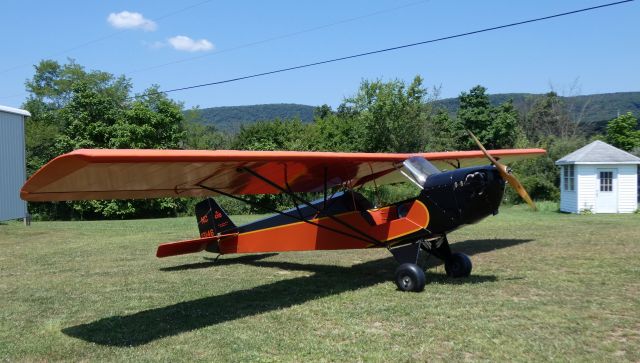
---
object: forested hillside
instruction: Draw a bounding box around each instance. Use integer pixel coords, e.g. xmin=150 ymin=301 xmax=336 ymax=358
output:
xmin=434 ymin=92 xmax=640 ymax=132
xmin=191 ymin=103 xmax=315 ymax=132
xmin=192 ymin=92 xmax=640 ymax=134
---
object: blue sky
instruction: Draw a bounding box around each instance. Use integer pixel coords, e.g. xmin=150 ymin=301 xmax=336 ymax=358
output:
xmin=0 ymin=0 xmax=637 ymax=109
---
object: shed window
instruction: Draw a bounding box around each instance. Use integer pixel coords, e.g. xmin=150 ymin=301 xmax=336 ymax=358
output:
xmin=563 ymin=165 xmax=575 ymax=191
xmin=599 ymin=171 xmax=613 ymax=192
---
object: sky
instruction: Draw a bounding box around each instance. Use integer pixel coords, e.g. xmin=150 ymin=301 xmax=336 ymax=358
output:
xmin=0 ymin=0 xmax=637 ymax=110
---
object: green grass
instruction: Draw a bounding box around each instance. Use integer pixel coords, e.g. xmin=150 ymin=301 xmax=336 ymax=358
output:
xmin=1 ymin=206 xmax=639 ymax=362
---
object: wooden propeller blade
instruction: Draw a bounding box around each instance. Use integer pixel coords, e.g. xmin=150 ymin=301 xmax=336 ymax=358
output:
xmin=467 ymin=130 xmax=537 ymax=211
xmin=501 ymin=170 xmax=537 ymax=211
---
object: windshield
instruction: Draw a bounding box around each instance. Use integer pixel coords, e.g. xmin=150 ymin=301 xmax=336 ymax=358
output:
xmin=400 ymin=156 xmax=440 ymax=189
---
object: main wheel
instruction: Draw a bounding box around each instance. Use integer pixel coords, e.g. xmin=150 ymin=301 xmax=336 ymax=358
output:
xmin=445 ymin=252 xmax=472 ymax=278
xmin=394 ymin=263 xmax=426 ymax=292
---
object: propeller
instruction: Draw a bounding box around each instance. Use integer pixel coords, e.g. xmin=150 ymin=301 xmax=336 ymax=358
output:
xmin=467 ymin=130 xmax=537 ymax=211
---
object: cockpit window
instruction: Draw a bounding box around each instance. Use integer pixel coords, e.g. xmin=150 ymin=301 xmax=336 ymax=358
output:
xmin=400 ymin=156 xmax=440 ymax=189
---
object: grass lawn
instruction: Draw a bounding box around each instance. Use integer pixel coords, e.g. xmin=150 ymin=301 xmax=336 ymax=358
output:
xmin=1 ymin=205 xmax=639 ymax=362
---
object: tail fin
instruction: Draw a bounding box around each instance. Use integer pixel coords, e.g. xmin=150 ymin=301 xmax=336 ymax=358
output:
xmin=195 ymin=198 xmax=237 ymax=238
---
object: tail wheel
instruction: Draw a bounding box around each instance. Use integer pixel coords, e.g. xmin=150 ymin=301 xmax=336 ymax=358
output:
xmin=394 ymin=263 xmax=426 ymax=292
xmin=445 ymin=252 xmax=472 ymax=278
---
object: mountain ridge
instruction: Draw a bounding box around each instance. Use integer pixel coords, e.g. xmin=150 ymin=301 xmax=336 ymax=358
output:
xmin=190 ymin=92 xmax=640 ymax=133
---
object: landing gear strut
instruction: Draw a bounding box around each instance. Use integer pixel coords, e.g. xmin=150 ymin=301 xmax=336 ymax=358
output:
xmin=389 ymin=235 xmax=473 ymax=292
xmin=389 ymin=240 xmax=425 ymax=292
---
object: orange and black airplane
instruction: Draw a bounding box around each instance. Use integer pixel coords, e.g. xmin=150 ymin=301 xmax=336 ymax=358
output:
xmin=21 ymin=133 xmax=544 ymax=292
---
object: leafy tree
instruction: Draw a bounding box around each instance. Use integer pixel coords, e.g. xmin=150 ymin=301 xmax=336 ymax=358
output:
xmin=113 ymin=87 xmax=185 ymax=149
xmin=313 ymin=104 xmax=333 ymax=120
xmin=53 ymin=83 xmax=123 ymax=152
xmin=424 ymin=109 xmax=458 ymax=151
xmin=23 ymin=59 xmax=131 ymax=175
xmin=182 ymin=108 xmax=231 ymax=150
xmin=521 ymin=92 xmax=582 ymax=142
xmin=23 ymin=60 xmax=187 ymax=220
xmin=232 ymin=118 xmax=311 ymax=151
xmin=605 ymin=112 xmax=640 ymax=151
xmin=506 ymin=135 xmax=589 ymax=204
xmin=53 ymin=84 xmax=184 ymax=152
xmin=338 ymin=76 xmax=429 ymax=153
xmin=309 ymin=113 xmax=366 ymax=152
xmin=25 ymin=59 xmax=130 ymax=109
xmin=454 ymin=85 xmax=519 ymax=149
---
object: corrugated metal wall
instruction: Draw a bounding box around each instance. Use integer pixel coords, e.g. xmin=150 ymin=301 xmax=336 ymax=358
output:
xmin=0 ymin=111 xmax=27 ymax=221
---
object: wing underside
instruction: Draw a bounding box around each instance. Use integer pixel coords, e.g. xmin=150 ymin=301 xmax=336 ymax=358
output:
xmin=21 ymin=148 xmax=546 ymax=201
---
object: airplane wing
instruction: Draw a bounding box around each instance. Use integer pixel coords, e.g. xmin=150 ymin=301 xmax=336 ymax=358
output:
xmin=20 ymin=148 xmax=545 ymax=201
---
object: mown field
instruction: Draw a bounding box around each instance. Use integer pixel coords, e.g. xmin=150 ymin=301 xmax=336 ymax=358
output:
xmin=1 ymin=205 xmax=639 ymax=362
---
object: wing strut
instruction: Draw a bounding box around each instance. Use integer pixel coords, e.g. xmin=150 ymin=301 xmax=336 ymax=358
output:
xmin=237 ymin=166 xmax=387 ymax=248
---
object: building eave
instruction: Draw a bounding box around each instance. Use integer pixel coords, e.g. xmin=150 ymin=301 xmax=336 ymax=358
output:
xmin=0 ymin=105 xmax=30 ymax=117
xmin=556 ymin=161 xmax=640 ymax=165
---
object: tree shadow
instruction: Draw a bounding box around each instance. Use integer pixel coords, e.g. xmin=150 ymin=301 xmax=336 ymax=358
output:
xmin=62 ymin=238 xmax=532 ymax=347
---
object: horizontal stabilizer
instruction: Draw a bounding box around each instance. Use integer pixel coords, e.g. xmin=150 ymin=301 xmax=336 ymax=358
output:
xmin=156 ymin=235 xmax=222 ymax=258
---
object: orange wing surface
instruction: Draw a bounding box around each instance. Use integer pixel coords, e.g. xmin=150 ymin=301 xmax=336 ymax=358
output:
xmin=20 ymin=148 xmax=545 ymax=201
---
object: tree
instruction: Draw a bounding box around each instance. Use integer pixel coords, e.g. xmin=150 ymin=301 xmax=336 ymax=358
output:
xmin=338 ymin=76 xmax=429 ymax=153
xmin=232 ymin=118 xmax=311 ymax=151
xmin=25 ymin=59 xmax=130 ymax=110
xmin=454 ymin=85 xmax=519 ymax=149
xmin=309 ymin=113 xmax=366 ymax=152
xmin=521 ymin=92 xmax=581 ymax=142
xmin=182 ymin=108 xmax=231 ymax=150
xmin=313 ymin=104 xmax=333 ymax=120
xmin=605 ymin=112 xmax=640 ymax=151
xmin=424 ymin=109 xmax=457 ymax=151
xmin=505 ymin=136 xmax=588 ymax=204
xmin=23 ymin=60 xmax=187 ymax=220
xmin=23 ymin=59 xmax=131 ymax=175
xmin=53 ymin=84 xmax=185 ymax=153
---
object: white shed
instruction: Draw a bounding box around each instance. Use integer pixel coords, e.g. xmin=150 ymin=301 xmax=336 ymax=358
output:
xmin=0 ymin=105 xmax=30 ymax=221
xmin=556 ymin=140 xmax=640 ymax=213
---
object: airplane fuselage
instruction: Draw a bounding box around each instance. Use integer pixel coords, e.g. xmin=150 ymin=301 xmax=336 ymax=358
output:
xmin=156 ymin=165 xmax=505 ymax=258
xmin=216 ymin=165 xmax=505 ymax=254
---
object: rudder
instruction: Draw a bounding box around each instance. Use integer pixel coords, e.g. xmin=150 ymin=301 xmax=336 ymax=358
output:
xmin=195 ymin=198 xmax=237 ymax=238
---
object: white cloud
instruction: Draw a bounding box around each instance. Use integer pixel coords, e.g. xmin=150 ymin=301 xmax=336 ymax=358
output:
xmin=107 ymin=11 xmax=157 ymax=31
xmin=167 ymin=35 xmax=214 ymax=52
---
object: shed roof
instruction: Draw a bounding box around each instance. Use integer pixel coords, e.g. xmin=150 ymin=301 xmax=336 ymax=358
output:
xmin=556 ymin=140 xmax=640 ymax=165
xmin=0 ymin=105 xmax=30 ymax=117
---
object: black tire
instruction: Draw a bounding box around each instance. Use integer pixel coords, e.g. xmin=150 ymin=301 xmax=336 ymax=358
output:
xmin=394 ymin=263 xmax=426 ymax=292
xmin=445 ymin=252 xmax=472 ymax=278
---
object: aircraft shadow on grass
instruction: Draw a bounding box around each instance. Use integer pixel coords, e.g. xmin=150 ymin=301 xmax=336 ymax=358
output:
xmin=62 ymin=238 xmax=532 ymax=347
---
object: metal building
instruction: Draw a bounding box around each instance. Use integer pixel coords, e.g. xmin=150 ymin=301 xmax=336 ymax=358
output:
xmin=0 ymin=105 xmax=30 ymax=221
xmin=556 ymin=140 xmax=640 ymax=213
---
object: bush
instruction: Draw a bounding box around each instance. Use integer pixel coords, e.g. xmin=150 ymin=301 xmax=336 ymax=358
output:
xmin=503 ymin=175 xmax=559 ymax=205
